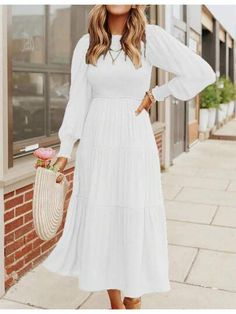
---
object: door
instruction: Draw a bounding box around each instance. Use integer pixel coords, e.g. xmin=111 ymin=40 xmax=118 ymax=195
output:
xmin=170 ymin=25 xmax=186 ymax=159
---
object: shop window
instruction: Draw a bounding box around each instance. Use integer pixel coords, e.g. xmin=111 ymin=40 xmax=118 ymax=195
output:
xmin=8 ymin=5 xmax=91 ymax=159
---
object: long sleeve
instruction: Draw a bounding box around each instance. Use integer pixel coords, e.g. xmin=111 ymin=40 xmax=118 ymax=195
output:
xmin=56 ymin=33 xmax=92 ymax=160
xmin=145 ymin=24 xmax=217 ymax=101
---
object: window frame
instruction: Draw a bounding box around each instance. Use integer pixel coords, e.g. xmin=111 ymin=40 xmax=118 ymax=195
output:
xmin=7 ymin=5 xmax=74 ymax=166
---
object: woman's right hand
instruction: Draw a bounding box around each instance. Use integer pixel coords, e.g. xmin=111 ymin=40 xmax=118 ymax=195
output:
xmin=53 ymin=157 xmax=68 ymax=183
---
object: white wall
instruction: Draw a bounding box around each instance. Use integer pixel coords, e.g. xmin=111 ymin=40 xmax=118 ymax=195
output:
xmin=207 ymin=5 xmax=236 ymax=39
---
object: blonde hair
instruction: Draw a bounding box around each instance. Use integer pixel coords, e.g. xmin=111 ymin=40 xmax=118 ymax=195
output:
xmin=86 ymin=5 xmax=148 ymax=69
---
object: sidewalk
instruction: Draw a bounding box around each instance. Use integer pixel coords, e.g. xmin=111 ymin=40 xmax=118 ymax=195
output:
xmin=1 ymin=138 xmax=236 ymax=309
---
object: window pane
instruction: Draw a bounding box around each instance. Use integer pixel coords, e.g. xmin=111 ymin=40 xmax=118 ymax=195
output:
xmin=49 ymin=73 xmax=70 ymax=134
xmin=12 ymin=5 xmax=45 ymax=63
xmin=13 ymin=72 xmax=45 ymax=141
xmin=172 ymin=5 xmax=184 ymax=20
xmin=49 ymin=5 xmax=71 ymax=64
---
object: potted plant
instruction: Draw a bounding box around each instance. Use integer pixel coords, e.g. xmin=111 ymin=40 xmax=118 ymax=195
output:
xmin=227 ymin=82 xmax=236 ymax=116
xmin=199 ymin=82 xmax=221 ymax=131
xmin=217 ymin=76 xmax=232 ymax=122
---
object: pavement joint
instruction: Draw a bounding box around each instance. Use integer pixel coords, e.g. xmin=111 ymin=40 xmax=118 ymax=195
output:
xmin=168 ymin=243 xmax=236 ymax=255
xmin=209 ymin=205 xmax=220 ymax=225
xmin=1 ymin=297 xmax=45 ymax=309
xmin=171 ymin=186 xmax=185 ymax=200
xmin=167 ymin=218 xmax=236 ymax=230
xmin=170 ymin=280 xmax=236 ymax=294
xmin=76 ymin=292 xmax=94 ymax=309
xmin=183 ymin=248 xmax=200 ymax=283
xmin=225 ymin=180 xmax=233 ymax=191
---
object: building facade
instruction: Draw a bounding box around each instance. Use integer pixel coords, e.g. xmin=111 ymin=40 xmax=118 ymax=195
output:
xmin=0 ymin=5 xmax=235 ymax=296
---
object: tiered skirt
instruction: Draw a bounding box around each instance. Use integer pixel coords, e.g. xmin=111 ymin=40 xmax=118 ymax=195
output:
xmin=42 ymin=96 xmax=171 ymax=297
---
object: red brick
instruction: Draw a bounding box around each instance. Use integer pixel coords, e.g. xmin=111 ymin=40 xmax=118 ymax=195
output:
xmin=24 ymin=230 xmax=37 ymax=242
xmin=5 ymin=195 xmax=24 ymax=211
xmin=4 ymin=209 xmax=15 ymax=222
xmin=41 ymin=237 xmax=57 ymax=253
xmin=5 ymin=216 xmax=24 ymax=234
xmin=32 ymin=237 xmax=44 ymax=250
xmin=15 ymin=201 xmax=32 ymax=217
xmin=5 ymin=276 xmax=15 ymax=289
xmin=25 ymin=190 xmax=33 ymax=201
xmin=24 ymin=247 xmax=41 ymax=264
xmin=18 ymin=262 xmax=32 ymax=277
xmin=15 ymin=221 xmax=34 ymax=240
xmin=5 ymin=237 xmax=25 ymax=256
xmin=6 ymin=259 xmax=24 ymax=275
xmin=32 ymin=255 xmax=44 ymax=268
xmin=16 ymin=183 xmax=33 ymax=195
xmin=4 ymin=191 xmax=14 ymax=200
xmin=4 ymin=232 xmax=14 ymax=246
xmin=24 ymin=211 xmax=33 ymax=223
xmin=15 ymin=243 xmax=33 ymax=260
xmin=5 ymin=254 xmax=15 ymax=267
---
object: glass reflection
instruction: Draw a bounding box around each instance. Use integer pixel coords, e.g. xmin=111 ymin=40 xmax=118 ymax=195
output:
xmin=13 ymin=72 xmax=45 ymax=141
xmin=49 ymin=5 xmax=71 ymax=64
xmin=12 ymin=5 xmax=45 ymax=63
xmin=49 ymin=73 xmax=70 ymax=134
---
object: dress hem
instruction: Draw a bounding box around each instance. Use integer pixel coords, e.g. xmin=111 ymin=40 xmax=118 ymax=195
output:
xmin=42 ymin=262 xmax=171 ymax=298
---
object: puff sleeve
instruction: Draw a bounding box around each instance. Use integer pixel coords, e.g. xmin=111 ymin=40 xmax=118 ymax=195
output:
xmin=56 ymin=33 xmax=92 ymax=160
xmin=145 ymin=24 xmax=217 ymax=101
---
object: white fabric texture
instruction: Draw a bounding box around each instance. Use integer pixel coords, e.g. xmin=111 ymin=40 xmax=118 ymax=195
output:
xmin=42 ymin=23 xmax=216 ymax=297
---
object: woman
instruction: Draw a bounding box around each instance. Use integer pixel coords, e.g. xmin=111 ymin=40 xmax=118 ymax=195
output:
xmin=42 ymin=5 xmax=216 ymax=309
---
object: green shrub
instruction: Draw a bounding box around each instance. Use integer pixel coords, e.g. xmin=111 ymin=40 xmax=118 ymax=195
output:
xmin=217 ymin=75 xmax=234 ymax=103
xmin=200 ymin=82 xmax=221 ymax=109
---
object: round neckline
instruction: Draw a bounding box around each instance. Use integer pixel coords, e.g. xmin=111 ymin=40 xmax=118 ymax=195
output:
xmin=111 ymin=34 xmax=122 ymax=37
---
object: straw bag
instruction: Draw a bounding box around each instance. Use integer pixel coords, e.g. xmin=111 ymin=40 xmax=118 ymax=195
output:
xmin=32 ymin=166 xmax=69 ymax=241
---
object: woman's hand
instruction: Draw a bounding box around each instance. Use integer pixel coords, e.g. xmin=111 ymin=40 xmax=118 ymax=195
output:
xmin=53 ymin=157 xmax=68 ymax=183
xmin=134 ymin=93 xmax=152 ymax=115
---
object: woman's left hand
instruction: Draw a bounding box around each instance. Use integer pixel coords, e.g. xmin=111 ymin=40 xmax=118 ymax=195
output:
xmin=134 ymin=93 xmax=152 ymax=115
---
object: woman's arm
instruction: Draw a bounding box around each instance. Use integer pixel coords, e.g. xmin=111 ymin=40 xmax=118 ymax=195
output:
xmin=56 ymin=33 xmax=92 ymax=160
xmin=145 ymin=24 xmax=216 ymax=102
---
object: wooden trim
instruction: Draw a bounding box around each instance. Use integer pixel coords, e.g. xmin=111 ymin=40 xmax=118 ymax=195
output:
xmin=219 ymin=26 xmax=226 ymax=43
xmin=7 ymin=6 xmax=13 ymax=168
xmin=227 ymin=33 xmax=233 ymax=48
xmin=0 ymin=6 xmax=6 ymax=297
xmin=201 ymin=6 xmax=213 ymax=32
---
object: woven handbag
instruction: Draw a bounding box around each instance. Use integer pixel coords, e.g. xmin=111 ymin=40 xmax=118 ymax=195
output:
xmin=32 ymin=166 xmax=69 ymax=241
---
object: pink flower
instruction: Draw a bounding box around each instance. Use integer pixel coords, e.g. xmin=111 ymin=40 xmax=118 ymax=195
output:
xmin=33 ymin=147 xmax=56 ymax=161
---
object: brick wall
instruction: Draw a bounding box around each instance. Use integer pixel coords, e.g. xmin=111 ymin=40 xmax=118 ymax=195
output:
xmin=4 ymin=167 xmax=74 ymax=291
xmin=3 ymin=131 xmax=164 ymax=292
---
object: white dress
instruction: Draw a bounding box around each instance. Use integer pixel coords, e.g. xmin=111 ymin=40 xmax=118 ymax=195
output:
xmin=42 ymin=23 xmax=216 ymax=298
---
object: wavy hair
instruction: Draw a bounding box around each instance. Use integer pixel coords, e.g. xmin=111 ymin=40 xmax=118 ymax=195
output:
xmin=85 ymin=5 xmax=148 ymax=69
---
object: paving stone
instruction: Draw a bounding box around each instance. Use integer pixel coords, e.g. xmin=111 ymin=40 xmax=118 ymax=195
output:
xmin=168 ymin=245 xmax=197 ymax=282
xmin=226 ymin=181 xmax=236 ymax=192
xmin=162 ymin=173 xmax=229 ymax=190
xmin=165 ymin=200 xmax=217 ymax=224
xmin=175 ymin=187 xmax=236 ymax=207
xmin=167 ymin=220 xmax=236 ymax=253
xmin=186 ymin=249 xmax=236 ymax=292
xmin=79 ymin=291 xmax=111 ymax=309
xmin=165 ymin=165 xmax=199 ymax=176
xmin=196 ymin=168 xmax=236 ymax=180
xmin=4 ymin=264 xmax=90 ymax=309
xmin=162 ymin=185 xmax=182 ymax=200
xmin=212 ymin=206 xmax=236 ymax=228
xmin=140 ymin=281 xmax=236 ymax=309
xmin=0 ymin=298 xmax=36 ymax=309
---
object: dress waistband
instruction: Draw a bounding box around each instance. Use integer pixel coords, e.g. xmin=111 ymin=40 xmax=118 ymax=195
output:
xmin=92 ymin=96 xmax=144 ymax=101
